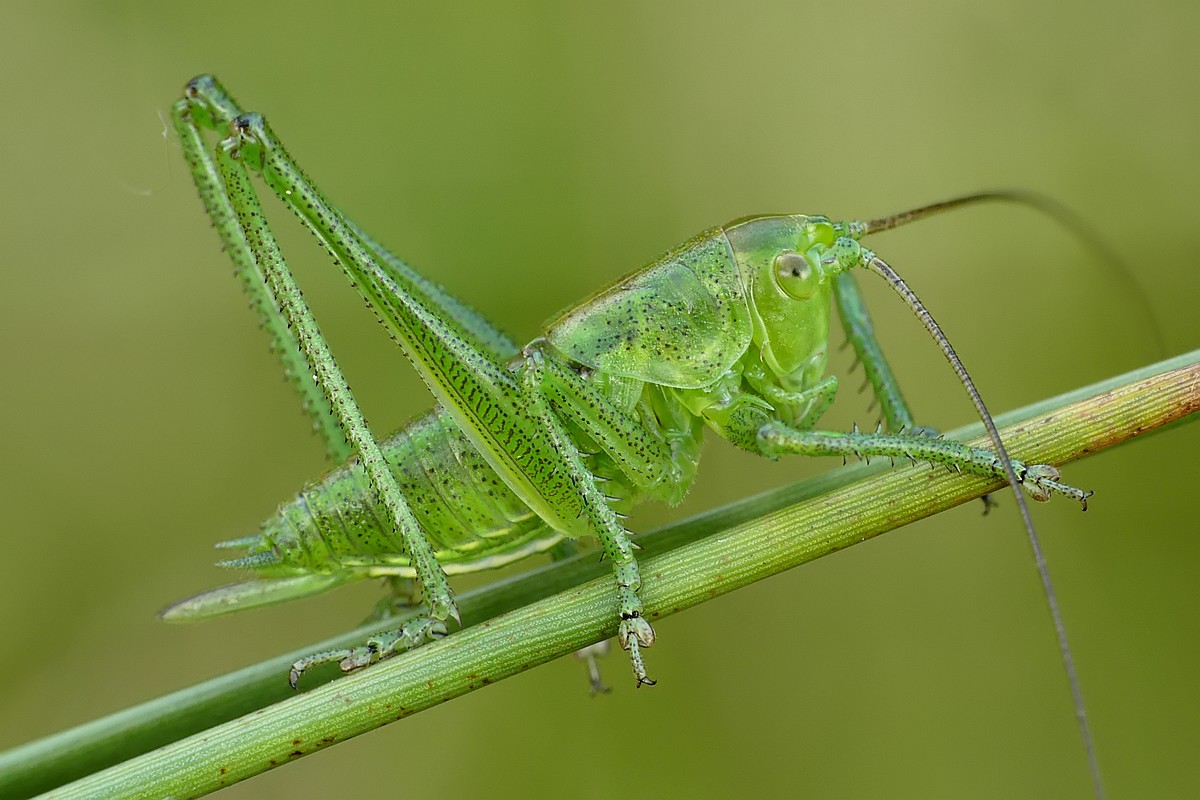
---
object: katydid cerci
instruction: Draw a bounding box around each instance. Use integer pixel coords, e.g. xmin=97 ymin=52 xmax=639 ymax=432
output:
xmin=161 ymin=75 xmax=1104 ymax=797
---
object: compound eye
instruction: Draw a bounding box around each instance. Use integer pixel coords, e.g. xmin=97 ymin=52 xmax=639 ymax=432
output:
xmin=773 ymin=251 xmax=817 ymax=300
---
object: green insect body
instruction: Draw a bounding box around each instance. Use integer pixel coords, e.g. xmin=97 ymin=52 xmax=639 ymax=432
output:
xmin=163 ymin=217 xmax=846 ymax=616
xmin=163 ymin=76 xmax=1095 ymax=740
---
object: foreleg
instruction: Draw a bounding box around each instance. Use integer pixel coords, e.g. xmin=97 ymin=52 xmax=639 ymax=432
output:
xmin=757 ymin=423 xmax=1092 ymax=507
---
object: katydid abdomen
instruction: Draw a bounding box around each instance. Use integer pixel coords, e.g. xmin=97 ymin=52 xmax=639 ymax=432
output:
xmin=163 ymin=377 xmax=704 ymax=621
xmin=164 ymin=408 xmax=567 ymax=619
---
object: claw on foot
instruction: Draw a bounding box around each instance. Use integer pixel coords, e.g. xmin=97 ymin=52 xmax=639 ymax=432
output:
xmin=1022 ymin=464 xmax=1093 ymax=509
xmin=288 ymin=617 xmax=448 ymax=689
xmin=618 ymin=614 xmax=656 ymax=687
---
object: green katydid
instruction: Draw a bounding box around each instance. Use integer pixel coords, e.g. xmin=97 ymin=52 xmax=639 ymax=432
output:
xmin=162 ymin=75 xmax=1103 ymax=796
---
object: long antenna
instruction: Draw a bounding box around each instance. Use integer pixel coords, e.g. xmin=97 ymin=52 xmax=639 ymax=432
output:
xmin=867 ymin=253 xmax=1104 ymax=800
xmin=863 ymin=189 xmax=1165 ymax=356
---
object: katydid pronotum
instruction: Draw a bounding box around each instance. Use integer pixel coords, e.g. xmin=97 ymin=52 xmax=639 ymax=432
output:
xmin=162 ymin=75 xmax=1104 ymax=797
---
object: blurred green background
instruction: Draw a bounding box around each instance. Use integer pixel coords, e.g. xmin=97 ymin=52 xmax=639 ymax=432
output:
xmin=1 ymin=2 xmax=1197 ymax=798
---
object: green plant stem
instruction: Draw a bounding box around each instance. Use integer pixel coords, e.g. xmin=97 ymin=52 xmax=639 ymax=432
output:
xmin=4 ymin=351 xmax=1198 ymax=800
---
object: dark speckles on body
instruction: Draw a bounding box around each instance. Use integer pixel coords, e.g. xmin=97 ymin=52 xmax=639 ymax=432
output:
xmin=246 ymin=406 xmax=554 ymax=572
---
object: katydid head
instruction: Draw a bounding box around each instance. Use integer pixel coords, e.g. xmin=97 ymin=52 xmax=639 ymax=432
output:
xmin=725 ymin=214 xmax=867 ymax=388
